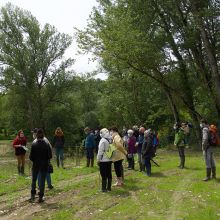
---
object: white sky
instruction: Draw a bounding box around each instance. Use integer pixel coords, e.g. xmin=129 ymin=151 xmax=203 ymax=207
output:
xmin=0 ymin=0 xmax=107 ymax=79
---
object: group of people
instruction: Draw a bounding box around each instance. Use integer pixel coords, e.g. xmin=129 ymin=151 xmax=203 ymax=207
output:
xmin=12 ymin=127 xmax=65 ymax=203
xmin=87 ymin=126 xmax=159 ymax=192
xmin=11 ymin=118 xmax=219 ymax=201
xmin=91 ymin=119 xmax=219 ymax=192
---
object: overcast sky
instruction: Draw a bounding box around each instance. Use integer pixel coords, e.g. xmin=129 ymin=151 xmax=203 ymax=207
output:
xmin=0 ymin=0 xmax=106 ymax=79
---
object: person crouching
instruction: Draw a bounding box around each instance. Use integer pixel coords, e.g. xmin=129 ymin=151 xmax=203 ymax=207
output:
xmin=29 ymin=129 xmax=52 ymax=203
xmin=97 ymin=128 xmax=112 ymax=192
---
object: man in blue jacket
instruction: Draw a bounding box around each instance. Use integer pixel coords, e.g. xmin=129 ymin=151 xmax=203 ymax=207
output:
xmin=84 ymin=127 xmax=96 ymax=167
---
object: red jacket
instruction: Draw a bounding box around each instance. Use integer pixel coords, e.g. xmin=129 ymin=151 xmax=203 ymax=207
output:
xmin=12 ymin=136 xmax=27 ymax=156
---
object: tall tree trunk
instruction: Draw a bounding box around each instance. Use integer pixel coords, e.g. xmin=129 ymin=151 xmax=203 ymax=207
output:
xmin=152 ymin=0 xmax=202 ymax=146
xmin=27 ymin=99 xmax=34 ymax=130
xmin=189 ymin=47 xmax=220 ymax=117
xmin=191 ymin=1 xmax=220 ymax=106
xmin=163 ymin=86 xmax=180 ymax=123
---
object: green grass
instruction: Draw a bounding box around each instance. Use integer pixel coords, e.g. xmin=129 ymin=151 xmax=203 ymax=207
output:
xmin=1 ymin=147 xmax=220 ymax=219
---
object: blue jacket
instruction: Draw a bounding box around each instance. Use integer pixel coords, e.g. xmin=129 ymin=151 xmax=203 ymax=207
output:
xmin=85 ymin=133 xmax=95 ymax=149
xmin=137 ymin=134 xmax=144 ymax=154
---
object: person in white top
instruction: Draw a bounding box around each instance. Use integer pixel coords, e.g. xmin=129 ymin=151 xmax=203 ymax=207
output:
xmin=97 ymin=128 xmax=112 ymax=192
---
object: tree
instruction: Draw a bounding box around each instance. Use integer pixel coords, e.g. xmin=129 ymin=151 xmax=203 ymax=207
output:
xmin=75 ymin=0 xmax=220 ymax=145
xmin=0 ymin=3 xmax=73 ymax=130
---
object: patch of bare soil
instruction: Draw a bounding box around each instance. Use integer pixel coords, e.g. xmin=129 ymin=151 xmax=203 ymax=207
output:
xmin=0 ymin=172 xmax=98 ymax=220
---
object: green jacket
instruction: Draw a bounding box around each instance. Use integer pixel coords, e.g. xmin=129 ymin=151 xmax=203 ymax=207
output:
xmin=174 ymin=128 xmax=185 ymax=147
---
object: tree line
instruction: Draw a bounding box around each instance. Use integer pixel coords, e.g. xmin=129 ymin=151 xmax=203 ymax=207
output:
xmin=0 ymin=1 xmax=219 ymax=146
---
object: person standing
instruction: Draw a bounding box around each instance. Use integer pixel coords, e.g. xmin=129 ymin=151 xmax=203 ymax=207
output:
xmin=12 ymin=130 xmax=27 ymax=175
xmin=53 ymin=127 xmax=65 ymax=168
xmin=110 ymin=127 xmax=127 ymax=186
xmin=84 ymin=127 xmax=96 ymax=167
xmin=97 ymin=128 xmax=112 ymax=192
xmin=200 ymin=119 xmax=216 ymax=181
xmin=127 ymin=129 xmax=136 ymax=170
xmin=32 ymin=128 xmax=54 ymax=189
xmin=136 ymin=127 xmax=145 ymax=172
xmin=174 ymin=122 xmax=186 ymax=169
xmin=29 ymin=128 xmax=52 ymax=203
xmin=142 ymin=129 xmax=154 ymax=176
xmin=94 ymin=129 xmax=101 ymax=154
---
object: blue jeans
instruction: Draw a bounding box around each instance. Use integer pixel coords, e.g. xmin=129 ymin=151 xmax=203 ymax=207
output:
xmin=56 ymin=148 xmax=64 ymax=167
xmin=31 ymin=167 xmax=47 ymax=198
xmin=38 ymin=172 xmax=52 ymax=188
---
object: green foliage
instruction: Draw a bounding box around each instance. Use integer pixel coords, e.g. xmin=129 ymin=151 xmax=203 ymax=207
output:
xmin=0 ymin=3 xmax=73 ymax=130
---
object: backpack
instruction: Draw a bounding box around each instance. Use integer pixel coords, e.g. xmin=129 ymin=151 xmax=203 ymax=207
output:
xmin=208 ymin=125 xmax=220 ymax=146
xmin=104 ymin=138 xmax=116 ymax=159
xmin=105 ymin=143 xmax=116 ymax=159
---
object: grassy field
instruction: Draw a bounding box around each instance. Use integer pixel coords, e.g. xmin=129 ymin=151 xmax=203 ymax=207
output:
xmin=1 ymin=143 xmax=220 ymax=220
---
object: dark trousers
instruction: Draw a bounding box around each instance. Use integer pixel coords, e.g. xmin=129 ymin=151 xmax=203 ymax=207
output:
xmin=31 ymin=166 xmax=47 ymax=198
xmin=178 ymin=146 xmax=185 ymax=167
xmin=86 ymin=148 xmax=94 ymax=159
xmin=144 ymin=157 xmax=151 ymax=176
xmin=114 ymin=159 xmax=123 ymax=177
xmin=127 ymin=154 xmax=135 ymax=169
xmin=99 ymin=162 xmax=112 ymax=190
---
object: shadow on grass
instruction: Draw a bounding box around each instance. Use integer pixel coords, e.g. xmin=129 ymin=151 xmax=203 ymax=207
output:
xmin=108 ymin=178 xmax=142 ymax=198
xmin=185 ymin=167 xmax=203 ymax=171
xmin=213 ymin=178 xmax=220 ymax=183
xmin=151 ymin=172 xmax=167 ymax=178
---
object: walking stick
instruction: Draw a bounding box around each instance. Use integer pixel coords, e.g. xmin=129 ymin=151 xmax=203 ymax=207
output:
xmin=150 ymin=158 xmax=160 ymax=167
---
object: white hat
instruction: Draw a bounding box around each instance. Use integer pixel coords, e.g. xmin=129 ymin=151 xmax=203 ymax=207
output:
xmin=144 ymin=129 xmax=151 ymax=136
xmin=100 ymin=128 xmax=110 ymax=138
xmin=127 ymin=129 xmax=134 ymax=135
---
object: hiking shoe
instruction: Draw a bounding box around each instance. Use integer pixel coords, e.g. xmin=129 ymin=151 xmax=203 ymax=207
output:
xmin=145 ymin=173 xmax=151 ymax=177
xmin=29 ymin=195 xmax=35 ymax=203
xmin=38 ymin=197 xmax=45 ymax=203
xmin=203 ymin=177 xmax=211 ymax=181
xmin=48 ymin=185 xmax=54 ymax=189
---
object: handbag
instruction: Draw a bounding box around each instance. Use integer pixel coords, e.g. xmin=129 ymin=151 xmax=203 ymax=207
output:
xmin=48 ymin=163 xmax=53 ymax=173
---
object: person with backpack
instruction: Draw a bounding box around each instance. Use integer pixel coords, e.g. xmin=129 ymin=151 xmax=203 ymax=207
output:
xmin=29 ymin=129 xmax=52 ymax=203
xmin=53 ymin=127 xmax=65 ymax=169
xmin=174 ymin=122 xmax=186 ymax=169
xmin=209 ymin=124 xmax=220 ymax=146
xmin=142 ymin=129 xmax=154 ymax=176
xmin=127 ymin=129 xmax=136 ymax=170
xmin=109 ymin=127 xmax=127 ymax=186
xmin=136 ymin=127 xmax=145 ymax=172
xmin=97 ymin=128 xmax=112 ymax=192
xmin=12 ymin=130 xmax=27 ymax=175
xmin=200 ymin=119 xmax=217 ymax=181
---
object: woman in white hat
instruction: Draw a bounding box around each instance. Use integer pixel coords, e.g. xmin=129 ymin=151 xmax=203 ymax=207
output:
xmin=97 ymin=128 xmax=112 ymax=192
